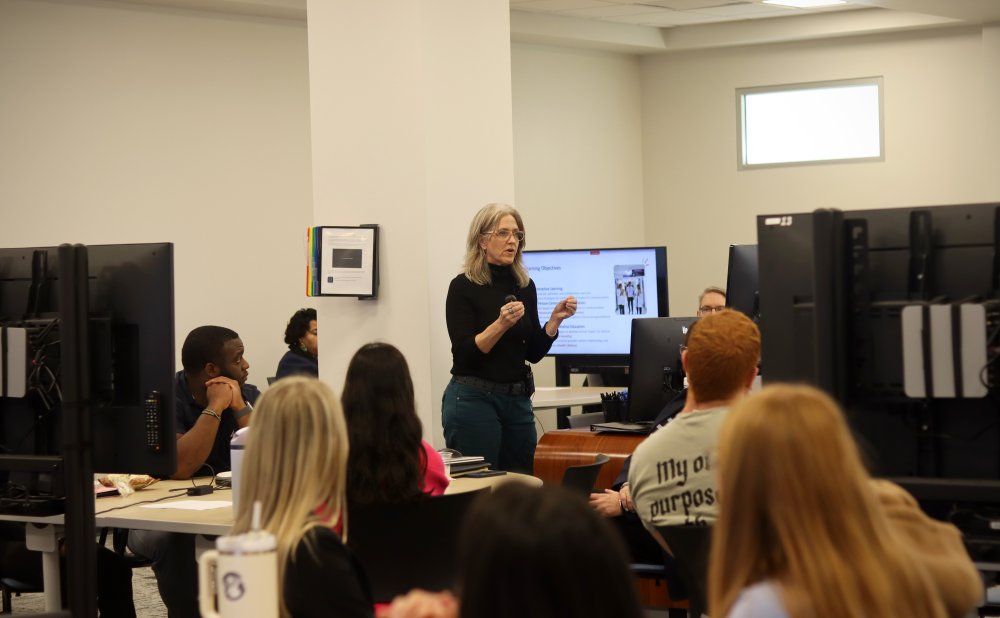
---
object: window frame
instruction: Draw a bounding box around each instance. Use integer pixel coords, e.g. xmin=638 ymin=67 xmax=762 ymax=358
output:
xmin=736 ymin=76 xmax=885 ymax=170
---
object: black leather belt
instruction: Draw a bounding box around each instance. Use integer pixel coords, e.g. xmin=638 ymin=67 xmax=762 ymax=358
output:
xmin=453 ymin=375 xmax=528 ymax=396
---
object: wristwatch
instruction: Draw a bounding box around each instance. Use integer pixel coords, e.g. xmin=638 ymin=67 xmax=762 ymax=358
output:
xmin=233 ymin=402 xmax=253 ymax=420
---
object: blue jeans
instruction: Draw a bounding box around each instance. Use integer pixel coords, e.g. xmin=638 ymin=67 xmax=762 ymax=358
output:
xmin=442 ymin=379 xmax=536 ymax=473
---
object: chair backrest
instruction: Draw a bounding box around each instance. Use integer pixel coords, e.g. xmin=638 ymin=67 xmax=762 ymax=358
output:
xmin=346 ymin=489 xmax=486 ymax=603
xmin=560 ymin=453 xmax=610 ymax=496
xmin=655 ymin=524 xmax=713 ymax=618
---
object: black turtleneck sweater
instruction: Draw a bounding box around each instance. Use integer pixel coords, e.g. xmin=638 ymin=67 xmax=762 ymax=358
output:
xmin=446 ymin=264 xmax=557 ymax=384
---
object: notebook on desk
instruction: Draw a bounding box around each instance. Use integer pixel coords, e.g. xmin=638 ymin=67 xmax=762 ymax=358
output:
xmin=590 ymin=421 xmax=656 ymax=435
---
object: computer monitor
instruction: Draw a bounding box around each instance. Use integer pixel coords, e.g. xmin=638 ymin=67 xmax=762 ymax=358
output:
xmin=627 ymin=317 xmax=696 ymax=422
xmin=0 ymin=242 xmax=177 ymax=486
xmin=725 ymin=244 xmax=758 ymax=321
xmin=757 ymin=204 xmax=1000 ymax=488
xmin=521 ymin=246 xmax=669 ymax=358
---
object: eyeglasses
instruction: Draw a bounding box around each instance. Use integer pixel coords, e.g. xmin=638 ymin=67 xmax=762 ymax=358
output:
xmin=679 ymin=344 xmax=688 ymax=355
xmin=484 ymin=229 xmax=525 ymax=242
xmin=698 ymin=305 xmax=726 ymax=315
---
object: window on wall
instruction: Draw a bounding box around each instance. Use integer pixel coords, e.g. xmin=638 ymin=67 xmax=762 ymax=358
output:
xmin=737 ymin=77 xmax=883 ymax=169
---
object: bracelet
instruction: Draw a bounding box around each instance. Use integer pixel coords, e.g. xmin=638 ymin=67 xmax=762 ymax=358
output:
xmin=233 ymin=403 xmax=253 ymax=420
xmin=201 ymin=408 xmax=221 ymax=421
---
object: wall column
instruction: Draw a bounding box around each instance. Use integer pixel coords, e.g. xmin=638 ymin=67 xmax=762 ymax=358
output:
xmin=306 ymin=1 xmax=516 ymax=443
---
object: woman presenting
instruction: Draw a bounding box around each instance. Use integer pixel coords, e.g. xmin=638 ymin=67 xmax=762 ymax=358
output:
xmin=443 ymin=203 xmax=576 ymax=473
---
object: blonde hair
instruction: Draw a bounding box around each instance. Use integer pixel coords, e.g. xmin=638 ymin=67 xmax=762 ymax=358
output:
xmin=231 ymin=377 xmax=349 ymax=618
xmin=709 ymin=385 xmax=947 ymax=618
xmin=684 ymin=310 xmax=759 ymax=402
xmin=462 ymin=203 xmax=529 ymax=288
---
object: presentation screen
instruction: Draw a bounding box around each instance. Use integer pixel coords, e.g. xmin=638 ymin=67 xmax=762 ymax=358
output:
xmin=522 ymin=247 xmax=668 ymax=356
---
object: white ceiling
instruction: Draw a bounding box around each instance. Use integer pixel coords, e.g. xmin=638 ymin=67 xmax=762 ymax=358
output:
xmin=510 ymin=0 xmax=1000 ymax=52
xmin=85 ymin=0 xmax=1000 ymax=53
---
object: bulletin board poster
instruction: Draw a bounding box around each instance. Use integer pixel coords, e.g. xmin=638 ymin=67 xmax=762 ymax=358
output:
xmin=308 ymin=225 xmax=379 ymax=298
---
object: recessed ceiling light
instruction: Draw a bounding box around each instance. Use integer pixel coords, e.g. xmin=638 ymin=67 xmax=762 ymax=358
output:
xmin=762 ymin=0 xmax=848 ymax=8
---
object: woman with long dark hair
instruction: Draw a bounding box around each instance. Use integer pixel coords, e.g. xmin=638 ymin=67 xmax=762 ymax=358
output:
xmin=342 ymin=342 xmax=448 ymax=507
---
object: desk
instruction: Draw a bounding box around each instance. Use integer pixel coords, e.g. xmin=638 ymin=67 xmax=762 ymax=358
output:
xmin=533 ymin=428 xmax=644 ymax=488
xmin=0 ymin=479 xmax=231 ymax=610
xmin=530 ymin=386 xmax=606 ymax=410
xmin=3 ymin=473 xmax=538 ymax=610
xmin=446 ymin=471 xmax=541 ymax=494
xmin=95 ymin=480 xmax=232 ymax=536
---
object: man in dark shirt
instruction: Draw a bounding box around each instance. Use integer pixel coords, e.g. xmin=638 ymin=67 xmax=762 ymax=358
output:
xmin=129 ymin=325 xmax=261 ymax=617
xmin=172 ymin=326 xmax=260 ymax=479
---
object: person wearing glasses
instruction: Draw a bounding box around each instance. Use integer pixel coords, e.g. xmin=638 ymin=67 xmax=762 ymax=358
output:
xmin=443 ymin=203 xmax=577 ymax=473
xmin=275 ymin=308 xmax=319 ymax=379
xmin=697 ymin=286 xmax=727 ymax=316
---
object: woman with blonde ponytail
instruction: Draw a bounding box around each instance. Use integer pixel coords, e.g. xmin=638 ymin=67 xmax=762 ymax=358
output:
xmin=710 ymin=384 xmax=981 ymax=618
xmin=230 ymin=376 xmax=373 ymax=618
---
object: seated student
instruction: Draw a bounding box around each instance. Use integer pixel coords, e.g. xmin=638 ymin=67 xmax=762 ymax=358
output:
xmin=590 ymin=286 xmax=729 ymax=529
xmin=710 ymin=385 xmax=982 ymax=618
xmin=129 ymin=325 xmax=261 ymax=617
xmin=378 ymin=483 xmax=643 ymax=618
xmin=341 ymin=343 xmax=448 ymax=507
xmin=275 ymin=308 xmax=318 ymax=379
xmin=628 ymin=309 xmax=760 ymax=532
xmin=231 ymin=376 xmax=373 ymax=618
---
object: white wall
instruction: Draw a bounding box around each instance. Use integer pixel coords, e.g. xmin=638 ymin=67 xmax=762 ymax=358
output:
xmin=0 ymin=0 xmax=313 ymax=383
xmin=306 ymin=0 xmax=516 ymax=446
xmin=510 ymin=43 xmax=646 ymax=429
xmin=640 ymin=26 xmax=1000 ymax=315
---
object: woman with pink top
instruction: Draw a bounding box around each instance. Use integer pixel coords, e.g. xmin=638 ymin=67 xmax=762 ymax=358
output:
xmin=342 ymin=343 xmax=449 ymax=507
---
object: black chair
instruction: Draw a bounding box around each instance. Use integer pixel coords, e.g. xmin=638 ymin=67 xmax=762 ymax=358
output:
xmin=561 ymin=453 xmax=609 ymax=496
xmin=1 ymin=577 xmax=41 ymax=614
xmin=655 ymin=524 xmax=713 ymax=618
xmin=347 ymin=489 xmax=486 ymax=604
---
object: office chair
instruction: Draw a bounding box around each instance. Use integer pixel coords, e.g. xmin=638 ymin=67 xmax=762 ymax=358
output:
xmin=347 ymin=489 xmax=487 ymax=604
xmin=560 ymin=453 xmax=609 ymax=496
xmin=655 ymin=524 xmax=713 ymax=618
xmin=1 ymin=577 xmax=41 ymax=614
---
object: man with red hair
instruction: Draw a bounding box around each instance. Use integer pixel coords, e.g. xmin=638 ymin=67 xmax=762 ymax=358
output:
xmin=629 ymin=310 xmax=760 ymax=530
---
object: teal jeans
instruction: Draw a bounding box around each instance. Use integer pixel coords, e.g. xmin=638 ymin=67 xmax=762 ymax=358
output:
xmin=442 ymin=379 xmax=536 ymax=473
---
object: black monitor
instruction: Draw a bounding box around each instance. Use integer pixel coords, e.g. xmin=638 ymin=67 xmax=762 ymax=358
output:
xmin=725 ymin=244 xmax=759 ymax=321
xmin=0 ymin=243 xmax=177 ymax=484
xmin=757 ymin=204 xmax=1000 ymax=491
xmin=627 ymin=317 xmax=696 ymax=422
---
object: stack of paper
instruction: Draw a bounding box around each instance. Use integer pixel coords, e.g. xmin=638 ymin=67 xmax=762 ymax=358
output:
xmin=438 ymin=451 xmax=491 ymax=476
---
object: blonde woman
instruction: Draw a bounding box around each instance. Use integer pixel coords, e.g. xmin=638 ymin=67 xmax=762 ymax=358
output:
xmin=231 ymin=376 xmax=373 ymax=618
xmin=442 ymin=203 xmax=576 ymax=473
xmin=710 ymin=384 xmax=981 ymax=618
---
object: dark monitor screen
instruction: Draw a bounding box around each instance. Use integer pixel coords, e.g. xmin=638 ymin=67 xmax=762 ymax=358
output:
xmin=757 ymin=203 xmax=1000 ymax=485
xmin=522 ymin=247 xmax=668 ymax=357
xmin=0 ymin=243 xmax=177 ymax=485
xmin=725 ymin=244 xmax=759 ymax=321
xmin=627 ymin=316 xmax=696 ymax=422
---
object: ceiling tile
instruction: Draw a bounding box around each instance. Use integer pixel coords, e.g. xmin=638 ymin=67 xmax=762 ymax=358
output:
xmin=513 ymin=0 xmax=614 ymax=11
xmin=604 ymin=8 xmax=727 ymax=24
xmin=559 ymin=4 xmax=674 ymax=17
